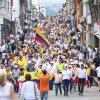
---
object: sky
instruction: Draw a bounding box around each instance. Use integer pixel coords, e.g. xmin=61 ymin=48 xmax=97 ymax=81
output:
xmin=32 ymin=0 xmax=66 ymax=7
xmin=32 ymin=0 xmax=66 ymax=16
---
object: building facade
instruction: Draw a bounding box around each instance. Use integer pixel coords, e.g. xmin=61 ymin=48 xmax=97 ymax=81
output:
xmin=0 ymin=0 xmax=11 ymax=44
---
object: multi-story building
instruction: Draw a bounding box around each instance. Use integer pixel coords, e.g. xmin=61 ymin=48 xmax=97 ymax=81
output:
xmin=0 ymin=0 xmax=11 ymax=44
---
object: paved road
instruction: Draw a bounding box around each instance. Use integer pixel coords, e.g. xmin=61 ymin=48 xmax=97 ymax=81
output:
xmin=16 ymin=86 xmax=100 ymax=100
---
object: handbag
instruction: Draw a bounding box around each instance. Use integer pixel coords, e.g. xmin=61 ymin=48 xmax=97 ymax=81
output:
xmin=34 ymin=82 xmax=38 ymax=100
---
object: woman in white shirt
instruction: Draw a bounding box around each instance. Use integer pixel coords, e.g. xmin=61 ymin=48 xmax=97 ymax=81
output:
xmin=21 ymin=74 xmax=39 ymax=100
xmin=0 ymin=74 xmax=15 ymax=100
xmin=62 ymin=66 xmax=71 ymax=96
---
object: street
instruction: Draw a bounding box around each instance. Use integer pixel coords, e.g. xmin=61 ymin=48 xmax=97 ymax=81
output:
xmin=15 ymin=86 xmax=100 ymax=100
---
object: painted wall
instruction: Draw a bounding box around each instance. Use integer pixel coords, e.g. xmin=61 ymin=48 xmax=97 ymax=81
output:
xmin=12 ymin=0 xmax=20 ymax=23
xmin=76 ymin=1 xmax=80 ymax=26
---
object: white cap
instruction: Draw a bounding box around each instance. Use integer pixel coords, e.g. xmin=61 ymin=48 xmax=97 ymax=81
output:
xmin=39 ymin=64 xmax=42 ymax=66
xmin=68 ymin=65 xmax=72 ymax=68
xmin=88 ymin=59 xmax=91 ymax=62
xmin=15 ymin=65 xmax=18 ymax=68
xmin=50 ymin=61 xmax=54 ymax=64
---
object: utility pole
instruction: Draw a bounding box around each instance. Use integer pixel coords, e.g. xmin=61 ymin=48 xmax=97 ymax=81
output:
xmin=98 ymin=0 xmax=100 ymax=57
xmin=39 ymin=5 xmax=40 ymax=17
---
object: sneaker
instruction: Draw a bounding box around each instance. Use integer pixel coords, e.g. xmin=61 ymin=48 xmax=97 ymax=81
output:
xmin=64 ymin=92 xmax=66 ymax=96
xmin=55 ymin=94 xmax=57 ymax=96
xmin=81 ymin=93 xmax=83 ymax=96
xmin=66 ymin=93 xmax=68 ymax=96
xmin=79 ymin=92 xmax=81 ymax=96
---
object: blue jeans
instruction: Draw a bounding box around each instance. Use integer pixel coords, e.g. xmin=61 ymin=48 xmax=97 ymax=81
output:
xmin=55 ymin=83 xmax=62 ymax=95
xmin=14 ymin=78 xmax=19 ymax=93
xmin=63 ymin=79 xmax=70 ymax=94
xmin=49 ymin=77 xmax=54 ymax=89
xmin=40 ymin=92 xmax=48 ymax=100
xmin=73 ymin=83 xmax=76 ymax=90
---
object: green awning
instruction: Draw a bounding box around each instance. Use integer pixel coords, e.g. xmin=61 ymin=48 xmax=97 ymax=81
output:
xmin=85 ymin=0 xmax=92 ymax=3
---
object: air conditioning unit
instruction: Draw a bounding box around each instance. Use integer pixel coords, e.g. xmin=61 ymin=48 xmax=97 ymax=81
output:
xmin=0 ymin=0 xmax=4 ymax=8
xmin=94 ymin=0 xmax=98 ymax=5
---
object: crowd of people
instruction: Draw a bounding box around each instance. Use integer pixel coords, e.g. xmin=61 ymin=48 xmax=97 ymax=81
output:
xmin=0 ymin=15 xmax=100 ymax=100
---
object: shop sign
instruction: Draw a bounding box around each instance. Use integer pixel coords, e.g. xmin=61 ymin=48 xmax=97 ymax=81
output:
xmin=80 ymin=16 xmax=85 ymax=23
xmin=77 ymin=24 xmax=82 ymax=32
xmin=86 ymin=15 xmax=92 ymax=24
xmin=86 ymin=25 xmax=90 ymax=31
xmin=94 ymin=22 xmax=100 ymax=39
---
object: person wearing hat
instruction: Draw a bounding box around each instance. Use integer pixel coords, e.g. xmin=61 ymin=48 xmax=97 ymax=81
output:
xmin=35 ymin=64 xmax=44 ymax=77
xmin=74 ymin=64 xmax=88 ymax=96
xmin=49 ymin=61 xmax=55 ymax=90
xmin=12 ymin=65 xmax=20 ymax=93
xmin=90 ymin=60 xmax=95 ymax=69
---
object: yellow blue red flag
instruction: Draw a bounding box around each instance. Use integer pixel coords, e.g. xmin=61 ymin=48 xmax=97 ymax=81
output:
xmin=35 ymin=27 xmax=50 ymax=48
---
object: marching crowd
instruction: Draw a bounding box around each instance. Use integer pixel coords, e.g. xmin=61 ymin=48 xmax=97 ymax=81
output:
xmin=0 ymin=15 xmax=100 ymax=100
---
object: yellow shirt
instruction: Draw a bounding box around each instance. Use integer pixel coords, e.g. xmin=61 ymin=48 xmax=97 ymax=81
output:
xmin=68 ymin=37 xmax=72 ymax=41
xmin=18 ymin=60 xmax=24 ymax=68
xmin=40 ymin=47 xmax=44 ymax=54
xmin=14 ymin=56 xmax=18 ymax=63
xmin=3 ymin=72 xmax=12 ymax=78
xmin=72 ymin=69 xmax=77 ymax=75
xmin=23 ymin=48 xmax=27 ymax=53
xmin=87 ymin=68 xmax=91 ymax=76
xmin=35 ymin=68 xmax=44 ymax=76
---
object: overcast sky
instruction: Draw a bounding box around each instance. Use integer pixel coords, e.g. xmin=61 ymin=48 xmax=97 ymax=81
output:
xmin=32 ymin=0 xmax=66 ymax=6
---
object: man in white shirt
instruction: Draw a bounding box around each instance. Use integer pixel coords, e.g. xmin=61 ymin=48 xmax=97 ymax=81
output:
xmin=78 ymin=51 xmax=84 ymax=60
xmin=96 ymin=64 xmax=100 ymax=92
xmin=74 ymin=64 xmax=88 ymax=96
xmin=0 ymin=64 xmax=6 ymax=74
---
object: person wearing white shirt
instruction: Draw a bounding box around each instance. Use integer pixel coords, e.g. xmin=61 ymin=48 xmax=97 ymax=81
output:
xmin=62 ymin=66 xmax=71 ymax=96
xmin=78 ymin=51 xmax=84 ymax=60
xmin=96 ymin=64 xmax=100 ymax=92
xmin=21 ymin=74 xmax=39 ymax=100
xmin=79 ymin=59 xmax=83 ymax=67
xmin=10 ymin=38 xmax=15 ymax=45
xmin=68 ymin=65 xmax=73 ymax=93
xmin=88 ymin=47 xmax=93 ymax=59
xmin=0 ymin=44 xmax=6 ymax=53
xmin=74 ymin=64 xmax=88 ymax=96
xmin=0 ymin=64 xmax=6 ymax=74
xmin=74 ymin=57 xmax=78 ymax=65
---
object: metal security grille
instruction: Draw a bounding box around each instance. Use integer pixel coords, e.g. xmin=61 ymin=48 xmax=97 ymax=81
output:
xmin=98 ymin=2 xmax=100 ymax=21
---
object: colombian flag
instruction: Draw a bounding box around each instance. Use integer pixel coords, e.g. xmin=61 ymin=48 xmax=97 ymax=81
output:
xmin=36 ymin=27 xmax=50 ymax=48
xmin=24 ymin=71 xmax=54 ymax=89
xmin=52 ymin=53 xmax=66 ymax=59
xmin=52 ymin=53 xmax=59 ymax=59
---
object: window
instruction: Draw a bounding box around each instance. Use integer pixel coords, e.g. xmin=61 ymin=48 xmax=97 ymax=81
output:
xmin=80 ymin=3 xmax=83 ymax=17
xmin=8 ymin=2 xmax=9 ymax=12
